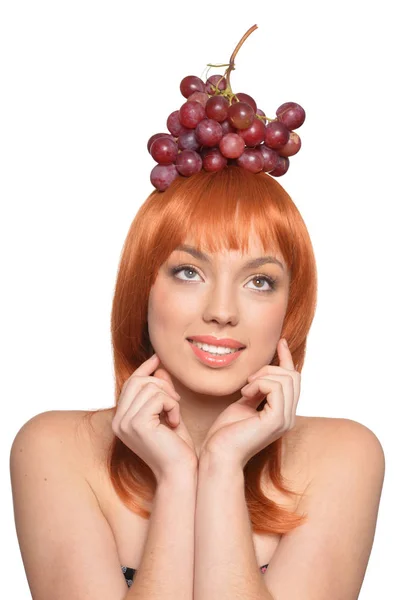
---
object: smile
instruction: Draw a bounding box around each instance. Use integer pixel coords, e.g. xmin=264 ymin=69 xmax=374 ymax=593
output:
xmin=187 ymin=339 xmax=245 ymax=368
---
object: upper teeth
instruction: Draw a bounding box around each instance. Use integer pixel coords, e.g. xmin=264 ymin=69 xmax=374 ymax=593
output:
xmin=190 ymin=340 xmax=240 ymax=355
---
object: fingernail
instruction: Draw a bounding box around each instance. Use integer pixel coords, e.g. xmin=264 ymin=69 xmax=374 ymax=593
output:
xmin=282 ymin=338 xmax=288 ymax=347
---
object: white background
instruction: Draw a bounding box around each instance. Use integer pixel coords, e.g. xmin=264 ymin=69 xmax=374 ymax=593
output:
xmin=1 ymin=1 xmax=397 ymax=597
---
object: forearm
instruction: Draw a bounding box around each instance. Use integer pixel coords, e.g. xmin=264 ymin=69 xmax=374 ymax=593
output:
xmin=194 ymin=453 xmax=273 ymax=600
xmin=127 ymin=470 xmax=197 ymax=600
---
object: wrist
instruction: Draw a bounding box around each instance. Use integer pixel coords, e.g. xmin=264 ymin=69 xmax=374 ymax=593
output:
xmin=157 ymin=464 xmax=198 ymax=489
xmin=199 ymin=449 xmax=244 ymax=479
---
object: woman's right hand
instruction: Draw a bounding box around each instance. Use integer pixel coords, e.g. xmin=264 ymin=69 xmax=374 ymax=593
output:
xmin=111 ymin=353 xmax=198 ymax=484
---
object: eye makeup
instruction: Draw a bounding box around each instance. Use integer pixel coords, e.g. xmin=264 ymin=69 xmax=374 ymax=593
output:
xmin=168 ymin=264 xmax=278 ymax=294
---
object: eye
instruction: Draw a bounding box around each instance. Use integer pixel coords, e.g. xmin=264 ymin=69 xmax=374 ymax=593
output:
xmin=170 ymin=265 xmax=202 ymax=281
xmin=245 ymin=275 xmax=277 ymax=293
xmin=170 ymin=265 xmax=277 ymax=293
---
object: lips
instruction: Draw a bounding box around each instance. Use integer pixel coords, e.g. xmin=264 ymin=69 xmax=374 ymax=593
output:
xmin=187 ymin=335 xmax=246 ymax=349
xmin=187 ymin=338 xmax=245 ymax=368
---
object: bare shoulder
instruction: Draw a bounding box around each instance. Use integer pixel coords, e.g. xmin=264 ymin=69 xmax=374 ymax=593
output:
xmin=10 ymin=409 xmax=129 ymax=597
xmin=11 ymin=408 xmax=115 ymax=475
xmin=285 ymin=415 xmax=385 ymax=482
xmin=263 ymin=416 xmax=385 ymax=598
xmin=301 ymin=415 xmax=384 ymax=454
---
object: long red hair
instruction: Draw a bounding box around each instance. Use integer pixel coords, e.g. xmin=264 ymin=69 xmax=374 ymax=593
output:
xmin=84 ymin=166 xmax=318 ymax=534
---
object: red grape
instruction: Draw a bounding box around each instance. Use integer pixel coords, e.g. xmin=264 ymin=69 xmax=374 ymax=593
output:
xmin=202 ymin=148 xmax=228 ymax=172
xmin=264 ymin=121 xmax=290 ymax=149
xmin=150 ymin=137 xmax=178 ymax=164
xmin=180 ymin=75 xmax=205 ymax=98
xmin=147 ymin=133 xmax=175 ymax=154
xmin=205 ymin=74 xmax=227 ymax=95
xmin=176 ymin=149 xmax=202 ymax=176
xmin=220 ymin=119 xmax=236 ymax=135
xmin=232 ymin=92 xmax=257 ymax=113
xmin=177 ymin=130 xmax=201 ymax=151
xmin=187 ymin=92 xmax=209 ymax=107
xmin=167 ymin=110 xmax=188 ymax=137
xmin=258 ymin=144 xmax=279 ymax=172
xmin=276 ymin=102 xmax=306 ymax=129
xmin=205 ymin=96 xmax=229 ymax=122
xmin=195 ymin=118 xmax=223 ymax=146
xmin=227 ymin=102 xmax=255 ymax=129
xmin=236 ymin=148 xmax=264 ymax=173
xmin=150 ymin=164 xmax=179 ymax=191
xmin=179 ymin=101 xmax=206 ymax=129
xmin=278 ymin=131 xmax=301 ymax=157
xmin=219 ymin=133 xmax=246 ymax=159
xmin=238 ymin=118 xmax=266 ymax=146
xmin=256 ymin=108 xmax=266 ymax=117
xmin=269 ymin=156 xmax=290 ymax=177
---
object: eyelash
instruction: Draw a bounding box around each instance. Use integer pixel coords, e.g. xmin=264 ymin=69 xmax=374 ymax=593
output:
xmin=170 ymin=264 xmax=278 ymax=293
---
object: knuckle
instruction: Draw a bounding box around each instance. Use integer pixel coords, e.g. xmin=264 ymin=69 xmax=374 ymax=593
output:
xmin=285 ymin=375 xmax=294 ymax=387
xmin=271 ymin=413 xmax=285 ymax=428
xmin=145 ymin=381 xmax=159 ymax=391
xmin=282 ymin=373 xmax=292 ymax=380
xmin=128 ymin=417 xmax=142 ymax=432
xmin=119 ymin=418 xmax=130 ymax=433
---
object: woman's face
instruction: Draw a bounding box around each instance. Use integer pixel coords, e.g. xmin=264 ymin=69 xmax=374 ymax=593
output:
xmin=147 ymin=233 xmax=291 ymax=395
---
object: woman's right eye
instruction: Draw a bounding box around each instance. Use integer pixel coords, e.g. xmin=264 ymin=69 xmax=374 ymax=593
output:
xmin=170 ymin=265 xmax=201 ymax=281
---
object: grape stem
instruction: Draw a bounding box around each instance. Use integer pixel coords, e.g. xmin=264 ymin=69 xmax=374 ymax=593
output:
xmin=206 ymin=24 xmax=276 ymax=122
xmin=225 ymin=24 xmax=258 ymax=91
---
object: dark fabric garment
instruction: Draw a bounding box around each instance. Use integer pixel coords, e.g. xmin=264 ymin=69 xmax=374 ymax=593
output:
xmin=121 ymin=563 xmax=269 ymax=588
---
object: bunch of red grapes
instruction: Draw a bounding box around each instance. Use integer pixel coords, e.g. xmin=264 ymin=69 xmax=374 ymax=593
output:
xmin=148 ymin=73 xmax=305 ymax=191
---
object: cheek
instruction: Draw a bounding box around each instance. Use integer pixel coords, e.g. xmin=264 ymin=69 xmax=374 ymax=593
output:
xmin=248 ymin=301 xmax=287 ymax=363
xmin=147 ymin=286 xmax=170 ymax=329
xmin=268 ymin=303 xmax=287 ymax=335
xmin=147 ymin=282 xmax=193 ymax=339
xmin=252 ymin=300 xmax=286 ymax=334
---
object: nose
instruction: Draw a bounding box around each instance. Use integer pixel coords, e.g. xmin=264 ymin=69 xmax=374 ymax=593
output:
xmin=202 ymin=283 xmax=239 ymax=326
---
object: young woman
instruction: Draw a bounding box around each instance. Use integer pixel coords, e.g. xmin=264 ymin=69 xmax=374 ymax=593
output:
xmin=10 ymin=167 xmax=385 ymax=599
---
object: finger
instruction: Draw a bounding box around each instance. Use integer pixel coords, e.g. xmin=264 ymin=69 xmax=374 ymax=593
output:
xmin=117 ymin=379 xmax=180 ymax=422
xmin=238 ymin=377 xmax=284 ymax=412
xmin=247 ymin=367 xmax=300 ymax=415
xmin=248 ymin=372 xmax=299 ymax=428
xmin=131 ymin=391 xmax=180 ymax=427
xmin=247 ymin=339 xmax=295 ymax=383
xmin=277 ymin=338 xmax=295 ymax=371
xmin=131 ymin=353 xmax=160 ymax=378
xmin=241 ymin=375 xmax=293 ymax=426
xmin=154 ymin=367 xmax=177 ymax=392
xmin=120 ymin=354 xmax=160 ymax=395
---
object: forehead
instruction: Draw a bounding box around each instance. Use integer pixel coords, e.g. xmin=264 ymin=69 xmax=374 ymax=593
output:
xmin=173 ymin=235 xmax=286 ymax=270
xmin=185 ymin=222 xmax=280 ymax=253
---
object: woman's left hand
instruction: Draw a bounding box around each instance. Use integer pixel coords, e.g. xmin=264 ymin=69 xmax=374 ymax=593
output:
xmin=199 ymin=338 xmax=301 ymax=469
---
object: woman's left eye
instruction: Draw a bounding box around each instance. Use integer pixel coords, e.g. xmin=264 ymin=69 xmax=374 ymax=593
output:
xmin=246 ymin=275 xmax=277 ymax=292
xmin=170 ymin=265 xmax=277 ymax=293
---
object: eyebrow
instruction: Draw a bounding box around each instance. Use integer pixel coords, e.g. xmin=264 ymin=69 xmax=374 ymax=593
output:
xmin=174 ymin=244 xmax=285 ymax=272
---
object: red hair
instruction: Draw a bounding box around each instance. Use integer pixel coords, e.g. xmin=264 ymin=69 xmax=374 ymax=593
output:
xmin=84 ymin=166 xmax=318 ymax=534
